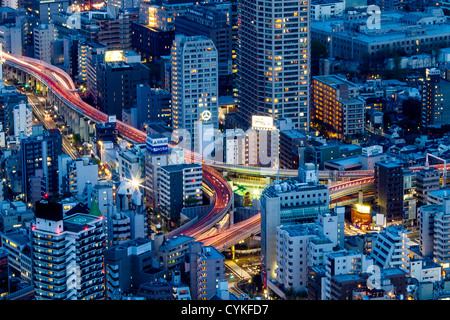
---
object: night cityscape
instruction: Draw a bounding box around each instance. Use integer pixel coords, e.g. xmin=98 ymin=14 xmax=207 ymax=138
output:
xmin=1 ymin=0 xmax=450 ymax=308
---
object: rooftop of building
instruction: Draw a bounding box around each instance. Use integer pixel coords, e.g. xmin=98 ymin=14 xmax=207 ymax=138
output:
xmin=159 ymin=234 xmax=195 ymax=250
xmin=327 ymin=249 xmax=363 ymax=259
xmin=202 ymin=246 xmax=224 ymax=260
xmin=278 ymin=223 xmax=318 ymax=238
xmin=64 ymin=213 xmax=100 ymax=233
xmin=311 ymin=9 xmax=450 ymax=43
xmin=325 ymin=155 xmax=362 ymax=167
xmin=428 ymin=188 xmax=450 ymax=198
xmin=313 ymin=74 xmax=358 ymax=88
xmin=160 ymin=163 xmax=202 ymax=172
xmin=263 ymin=177 xmax=328 ymax=198
xmin=281 ymin=129 xmax=308 ymax=140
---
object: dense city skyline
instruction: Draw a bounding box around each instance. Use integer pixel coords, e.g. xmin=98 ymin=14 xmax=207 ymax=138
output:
xmin=0 ymin=0 xmax=450 ymax=308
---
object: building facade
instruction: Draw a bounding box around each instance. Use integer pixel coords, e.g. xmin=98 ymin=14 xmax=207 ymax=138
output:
xmin=236 ymin=0 xmax=310 ymax=132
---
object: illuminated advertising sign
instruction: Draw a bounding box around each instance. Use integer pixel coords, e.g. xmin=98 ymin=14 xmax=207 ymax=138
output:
xmin=356 ymin=204 xmax=371 ymax=214
xmin=252 ymin=115 xmax=274 ymax=129
xmin=105 ymin=50 xmax=124 ymax=62
xmin=200 ymin=110 xmax=212 ymax=121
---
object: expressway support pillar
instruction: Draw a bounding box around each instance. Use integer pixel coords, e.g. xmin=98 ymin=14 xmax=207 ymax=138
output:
xmin=358 ymin=190 xmax=363 ymax=204
xmin=231 ymin=245 xmax=235 ymax=260
xmin=79 ymin=117 xmax=86 ymax=142
xmin=266 ymin=176 xmax=271 ymax=185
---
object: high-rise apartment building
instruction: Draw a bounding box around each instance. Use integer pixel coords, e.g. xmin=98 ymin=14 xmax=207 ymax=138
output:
xmin=188 ymin=242 xmax=225 ymax=300
xmin=171 ymin=35 xmax=219 ymax=155
xmin=421 ymin=68 xmax=450 ymax=127
xmin=260 ymin=164 xmax=329 ymax=280
xmin=19 ymin=126 xmax=62 ymax=202
xmin=374 ymin=161 xmax=404 ymax=225
xmin=419 ymin=199 xmax=450 ymax=266
xmin=236 ymin=0 xmax=310 ymax=131
xmin=31 ymin=201 xmax=105 ymax=300
xmin=312 ymin=75 xmax=365 ymax=140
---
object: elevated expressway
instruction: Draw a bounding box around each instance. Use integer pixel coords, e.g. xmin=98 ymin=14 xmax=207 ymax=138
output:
xmin=1 ymin=52 xmax=232 ymax=241
xmin=6 ymin=52 xmax=449 ymax=250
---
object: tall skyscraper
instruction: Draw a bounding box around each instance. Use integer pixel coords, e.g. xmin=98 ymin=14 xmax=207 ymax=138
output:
xmin=236 ymin=0 xmax=310 ymax=131
xmin=171 ymin=35 xmax=219 ymax=155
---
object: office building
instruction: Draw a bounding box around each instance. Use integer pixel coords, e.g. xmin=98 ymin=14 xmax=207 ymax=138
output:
xmin=117 ymin=143 xmax=146 ymax=182
xmin=224 ymin=129 xmax=246 ymax=165
xmin=19 ymin=126 xmax=62 ymax=202
xmin=158 ymin=163 xmax=203 ymax=224
xmin=312 ymin=75 xmax=365 ymax=140
xmin=311 ymin=8 xmax=450 ymax=62
xmin=83 ymin=42 xmax=108 ymax=103
xmin=144 ymin=134 xmax=174 ymax=210
xmin=174 ymin=4 xmax=233 ymax=84
xmin=78 ymin=6 xmax=138 ymax=51
xmin=358 ymin=145 xmax=387 ymax=171
xmin=311 ymin=0 xmax=345 ymax=21
xmin=188 ymin=242 xmax=225 ymax=300
xmin=0 ymin=231 xmax=32 ymax=283
xmin=136 ymin=83 xmax=171 ymax=129
xmin=236 ymin=0 xmax=310 ymax=131
xmin=374 ymin=161 xmax=404 ymax=225
xmin=403 ymin=168 xmax=417 ymax=229
xmin=96 ymin=60 xmax=150 ymax=120
xmin=131 ymin=22 xmax=174 ymax=63
xmin=279 ymin=130 xmax=308 ymax=169
xmin=415 ymin=166 xmax=441 ymax=206
xmin=31 ymin=201 xmax=105 ymax=300
xmin=418 ymin=203 xmax=442 ymax=258
xmin=409 ymin=258 xmax=442 ymax=283
xmin=33 ymin=23 xmax=57 ymax=64
xmin=260 ymin=164 xmax=329 ymax=280
xmin=421 ymin=68 xmax=450 ymax=128
xmin=0 ymin=201 xmax=34 ymax=233
xmin=24 ymin=0 xmax=69 ymax=23
xmin=371 ymin=225 xmax=410 ymax=272
xmin=0 ymin=23 xmax=22 ymax=55
xmin=170 ymin=35 xmax=219 ymax=155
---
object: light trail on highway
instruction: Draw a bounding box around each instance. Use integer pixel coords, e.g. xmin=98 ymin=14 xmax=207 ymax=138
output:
xmin=2 ymin=52 xmax=233 ymax=244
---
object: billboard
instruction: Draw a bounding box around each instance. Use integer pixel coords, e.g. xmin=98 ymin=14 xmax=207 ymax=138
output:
xmin=105 ymin=50 xmax=124 ymax=62
xmin=251 ymin=115 xmax=274 ymax=130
